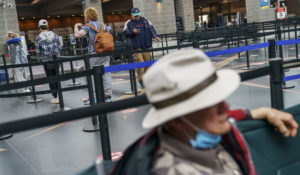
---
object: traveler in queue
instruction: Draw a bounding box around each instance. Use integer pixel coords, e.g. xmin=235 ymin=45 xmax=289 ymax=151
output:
xmin=123 ymin=8 xmax=160 ymax=88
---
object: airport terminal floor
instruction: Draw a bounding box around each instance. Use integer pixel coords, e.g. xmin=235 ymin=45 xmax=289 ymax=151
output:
xmin=2 ymin=42 xmax=300 ymax=174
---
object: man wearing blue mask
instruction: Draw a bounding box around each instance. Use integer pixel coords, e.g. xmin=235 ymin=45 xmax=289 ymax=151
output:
xmin=110 ymin=49 xmax=298 ymax=175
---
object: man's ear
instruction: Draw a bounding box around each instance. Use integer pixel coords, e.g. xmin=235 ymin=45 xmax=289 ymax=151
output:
xmin=166 ymin=118 xmax=185 ymax=129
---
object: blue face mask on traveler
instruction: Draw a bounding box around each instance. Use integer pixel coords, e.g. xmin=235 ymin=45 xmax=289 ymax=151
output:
xmin=181 ymin=118 xmax=221 ymax=149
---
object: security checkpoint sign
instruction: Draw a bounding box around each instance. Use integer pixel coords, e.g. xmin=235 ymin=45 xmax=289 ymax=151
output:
xmin=277 ymin=7 xmax=286 ymax=20
xmin=260 ymin=0 xmax=269 ymax=9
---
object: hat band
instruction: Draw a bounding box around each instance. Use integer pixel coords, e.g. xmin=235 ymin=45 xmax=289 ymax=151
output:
xmin=153 ymin=73 xmax=218 ymax=109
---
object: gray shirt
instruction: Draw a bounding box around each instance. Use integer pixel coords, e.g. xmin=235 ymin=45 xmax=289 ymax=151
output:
xmin=153 ymin=127 xmax=243 ymax=175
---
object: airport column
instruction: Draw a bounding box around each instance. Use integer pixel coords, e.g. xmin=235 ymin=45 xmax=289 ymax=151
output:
xmin=174 ymin=0 xmax=195 ymax=32
xmin=245 ymin=0 xmax=275 ymax=22
xmin=0 ymin=0 xmax=20 ymax=64
xmin=132 ymin=0 xmax=177 ymax=34
xmin=83 ymin=0 xmax=104 ymax=23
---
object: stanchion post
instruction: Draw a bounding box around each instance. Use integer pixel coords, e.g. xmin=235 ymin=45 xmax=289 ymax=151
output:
xmin=241 ymin=38 xmax=252 ymax=70
xmin=263 ymin=22 xmax=266 ymax=43
xmin=237 ymin=38 xmax=241 ymax=59
xmin=82 ymin=54 xmax=100 ymax=132
xmin=268 ymin=40 xmax=276 ymax=59
xmin=27 ymin=55 xmax=44 ymax=103
xmin=288 ymin=22 xmax=291 ymax=40
xmin=161 ymin=35 xmax=165 ymax=56
xmin=294 ymin=22 xmax=299 ymax=60
xmin=277 ymin=25 xmax=284 ymax=58
xmin=128 ymin=51 xmax=138 ymax=96
xmin=93 ymin=65 xmax=112 ymax=161
xmin=176 ymin=33 xmax=181 ymax=50
xmin=53 ymin=55 xmax=71 ymax=112
xmin=269 ymin=58 xmax=284 ymax=110
xmin=193 ymin=40 xmax=200 ymax=49
xmin=165 ymin=34 xmax=169 ymax=54
xmin=2 ymin=54 xmax=9 ymax=84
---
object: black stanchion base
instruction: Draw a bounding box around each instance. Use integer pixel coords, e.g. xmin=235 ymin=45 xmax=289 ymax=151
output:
xmin=241 ymin=66 xmax=255 ymax=70
xmin=125 ymin=89 xmax=142 ymax=95
xmin=27 ymin=98 xmax=44 ymax=104
xmin=68 ymin=82 xmax=81 ymax=87
xmin=54 ymin=107 xmax=72 ymax=113
xmin=0 ymin=134 xmax=13 ymax=141
xmin=82 ymin=125 xmax=100 ymax=132
xmin=283 ymin=82 xmax=296 ymax=89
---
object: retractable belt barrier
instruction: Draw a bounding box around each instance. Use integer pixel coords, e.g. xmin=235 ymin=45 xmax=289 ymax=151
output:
xmin=0 ymin=66 xmax=273 ymax=136
xmin=2 ymin=37 xmax=300 ymax=94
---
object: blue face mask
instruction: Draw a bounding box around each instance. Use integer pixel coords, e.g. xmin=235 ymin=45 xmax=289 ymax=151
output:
xmin=189 ymin=130 xmax=221 ymax=149
xmin=181 ymin=118 xmax=222 ymax=149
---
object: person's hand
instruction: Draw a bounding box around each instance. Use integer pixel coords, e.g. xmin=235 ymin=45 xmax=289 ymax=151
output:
xmin=11 ymin=68 xmax=15 ymax=73
xmin=155 ymin=37 xmax=161 ymax=42
xmin=251 ymin=108 xmax=298 ymax=137
xmin=133 ymin=29 xmax=140 ymax=34
xmin=75 ymin=23 xmax=83 ymax=28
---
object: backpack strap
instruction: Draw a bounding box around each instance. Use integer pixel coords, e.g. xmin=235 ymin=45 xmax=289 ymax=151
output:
xmin=86 ymin=24 xmax=99 ymax=49
xmin=87 ymin=38 xmax=96 ymax=49
xmin=100 ymin=23 xmax=105 ymax=32
xmin=86 ymin=24 xmax=100 ymax=33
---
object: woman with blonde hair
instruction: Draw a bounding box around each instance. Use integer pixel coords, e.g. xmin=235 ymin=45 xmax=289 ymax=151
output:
xmin=74 ymin=7 xmax=112 ymax=103
xmin=6 ymin=31 xmax=30 ymax=92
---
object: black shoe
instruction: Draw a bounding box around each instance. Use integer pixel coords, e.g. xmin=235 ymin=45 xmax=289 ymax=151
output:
xmin=139 ymin=80 xmax=144 ymax=88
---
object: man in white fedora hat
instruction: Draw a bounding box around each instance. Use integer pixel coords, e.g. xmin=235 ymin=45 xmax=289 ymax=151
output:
xmin=110 ymin=49 xmax=298 ymax=175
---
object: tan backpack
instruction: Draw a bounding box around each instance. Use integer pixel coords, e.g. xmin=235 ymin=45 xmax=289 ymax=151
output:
xmin=86 ymin=23 xmax=114 ymax=54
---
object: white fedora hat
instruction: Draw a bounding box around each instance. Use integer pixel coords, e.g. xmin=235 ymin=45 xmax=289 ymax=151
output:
xmin=142 ymin=49 xmax=240 ymax=129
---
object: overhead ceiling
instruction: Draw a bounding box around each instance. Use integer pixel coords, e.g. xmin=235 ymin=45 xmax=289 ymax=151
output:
xmin=15 ymin=0 xmax=133 ymax=18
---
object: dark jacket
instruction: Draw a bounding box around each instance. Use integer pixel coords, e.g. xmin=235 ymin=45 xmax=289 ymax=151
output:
xmin=110 ymin=109 xmax=257 ymax=175
xmin=123 ymin=17 xmax=158 ymax=50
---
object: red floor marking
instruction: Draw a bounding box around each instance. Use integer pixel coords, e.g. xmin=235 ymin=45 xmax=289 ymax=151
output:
xmin=98 ymin=152 xmax=123 ymax=161
xmin=120 ymin=108 xmax=139 ymax=114
xmin=80 ymin=97 xmax=89 ymax=101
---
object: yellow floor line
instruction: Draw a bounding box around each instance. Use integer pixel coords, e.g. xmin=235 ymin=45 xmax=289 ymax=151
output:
xmin=242 ymin=82 xmax=300 ymax=94
xmin=111 ymin=73 xmax=129 ymax=77
xmin=214 ymin=52 xmax=245 ymax=69
xmin=0 ymin=148 xmax=7 ymax=152
xmin=115 ymin=89 xmax=146 ymax=101
xmin=22 ymin=122 xmax=69 ymax=141
xmin=112 ymin=80 xmax=130 ymax=85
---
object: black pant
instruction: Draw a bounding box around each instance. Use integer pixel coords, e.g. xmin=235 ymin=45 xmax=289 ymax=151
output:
xmin=43 ymin=64 xmax=59 ymax=98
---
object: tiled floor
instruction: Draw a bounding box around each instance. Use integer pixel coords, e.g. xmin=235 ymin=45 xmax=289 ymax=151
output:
xmin=1 ymin=37 xmax=300 ymax=174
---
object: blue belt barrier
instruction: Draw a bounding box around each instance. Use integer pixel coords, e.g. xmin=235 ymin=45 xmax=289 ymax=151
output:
xmin=104 ymin=60 xmax=157 ymax=73
xmin=283 ymin=74 xmax=300 ymax=82
xmin=104 ymin=42 xmax=270 ymax=73
xmin=205 ymin=42 xmax=270 ymax=57
xmin=104 ymin=38 xmax=300 ymax=73
xmin=276 ymin=38 xmax=300 ymax=46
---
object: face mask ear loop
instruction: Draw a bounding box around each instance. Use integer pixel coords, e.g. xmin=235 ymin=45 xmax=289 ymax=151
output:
xmin=181 ymin=118 xmax=200 ymax=131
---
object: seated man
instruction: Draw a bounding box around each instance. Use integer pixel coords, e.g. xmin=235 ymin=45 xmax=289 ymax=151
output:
xmin=110 ymin=49 xmax=298 ymax=175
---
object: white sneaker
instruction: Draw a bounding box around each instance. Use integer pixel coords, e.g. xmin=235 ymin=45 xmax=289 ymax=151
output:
xmin=23 ymin=89 xmax=31 ymax=93
xmin=50 ymin=98 xmax=60 ymax=104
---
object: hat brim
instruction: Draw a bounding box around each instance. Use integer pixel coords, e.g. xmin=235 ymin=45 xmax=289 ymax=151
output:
xmin=132 ymin=13 xmax=140 ymax=17
xmin=142 ymin=69 xmax=240 ymax=129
